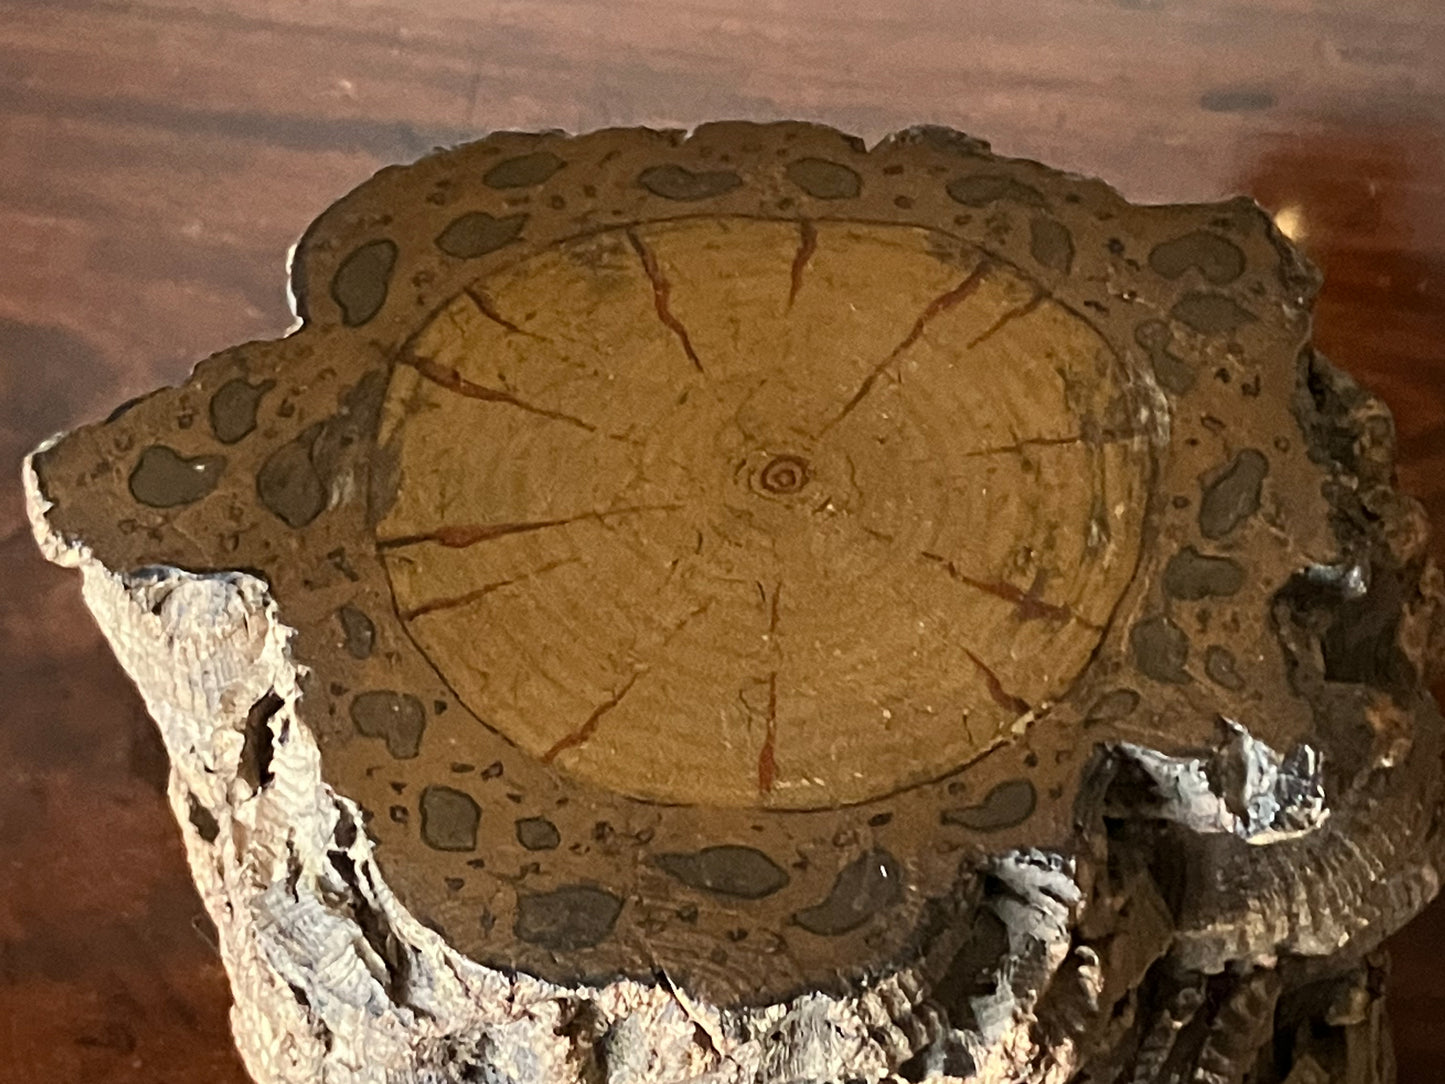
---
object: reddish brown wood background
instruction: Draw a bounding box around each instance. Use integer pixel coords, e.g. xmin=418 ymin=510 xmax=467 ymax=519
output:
xmin=1 ymin=1 xmax=1442 ymax=1080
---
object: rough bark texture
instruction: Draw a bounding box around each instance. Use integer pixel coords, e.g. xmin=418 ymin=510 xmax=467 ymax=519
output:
xmin=24 ymin=122 xmax=1445 ymax=1084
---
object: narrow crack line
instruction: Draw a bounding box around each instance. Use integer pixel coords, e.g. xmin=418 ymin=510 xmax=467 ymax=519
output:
xmin=757 ymin=581 xmax=783 ymax=795
xmin=960 ymin=709 xmax=978 ymax=750
xmin=626 ymin=228 xmax=704 ymax=373
xmin=958 ymin=428 xmax=1148 ymax=458
xmin=963 ymin=649 xmax=1032 ymax=717
xmin=758 ymin=670 xmax=779 ymax=794
xmin=377 ymin=503 xmax=682 ymax=551
xmin=399 ymin=352 xmax=596 ymax=432
xmin=965 ymin=288 xmax=1045 ymax=349
xmin=403 ymin=577 xmax=515 ymax=621
xmin=920 ymin=551 xmax=1102 ymax=630
xmin=894 ymin=261 xmax=995 ymax=356
xmin=400 ymin=557 xmax=579 ymax=620
xmin=960 ymin=433 xmax=1088 ymax=457
xmin=660 ymin=598 xmax=715 ymax=649
xmin=821 ymin=260 xmax=993 ymax=433
xmin=542 ymin=670 xmax=644 ymax=763
xmin=602 ymin=429 xmax=647 ymax=446
xmin=462 ymin=285 xmax=546 ymax=340
xmin=788 ymin=219 xmax=818 ymax=310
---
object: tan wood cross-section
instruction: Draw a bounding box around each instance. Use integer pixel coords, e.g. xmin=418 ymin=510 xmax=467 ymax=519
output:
xmin=377 ymin=218 xmax=1149 ymax=807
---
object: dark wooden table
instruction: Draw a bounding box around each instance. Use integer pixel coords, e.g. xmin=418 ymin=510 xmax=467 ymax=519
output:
xmin=1 ymin=2 xmax=1441 ymax=1080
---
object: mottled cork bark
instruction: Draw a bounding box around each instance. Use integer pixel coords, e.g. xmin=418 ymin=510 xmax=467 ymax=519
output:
xmin=26 ymin=122 xmax=1445 ymax=1084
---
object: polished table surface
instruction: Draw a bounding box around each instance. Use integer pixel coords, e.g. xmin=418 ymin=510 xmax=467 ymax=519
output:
xmin=1 ymin=1 xmax=1443 ymax=1080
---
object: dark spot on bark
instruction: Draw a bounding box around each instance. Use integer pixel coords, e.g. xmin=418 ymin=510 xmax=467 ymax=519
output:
xmin=350 ymin=691 xmax=425 ymax=759
xmin=638 ymin=164 xmax=743 ymax=201
xmin=654 ymin=845 xmax=790 ymax=899
xmin=1149 ymin=231 xmax=1246 ymax=285
xmin=187 ymin=793 xmax=220 ymax=843
xmin=257 ymin=424 xmax=326 ymax=528
xmin=435 ymin=211 xmax=527 ymax=258
xmin=1134 ymin=320 xmax=1195 ymax=395
xmin=483 ymin=152 xmax=564 ymax=189
xmin=331 ymin=239 xmax=397 ymax=326
xmin=1199 ymin=87 xmax=1276 ymax=113
xmin=785 ymin=157 xmax=862 ymax=199
xmin=1204 ymin=645 xmax=1246 ymax=691
xmin=327 ymin=548 xmax=360 ymax=581
xmin=209 ymin=378 xmax=275 ymax=444
xmin=1171 ymin=292 xmax=1256 ymax=335
xmin=515 ymin=816 xmax=561 ymax=851
xmin=333 ymin=810 xmax=358 ymax=850
xmin=1085 ymin=688 xmax=1140 ymax=725
xmin=1163 ymin=546 xmax=1247 ymax=600
xmin=128 ymin=445 xmax=225 ymax=507
xmin=337 ymin=605 xmax=376 ymax=660
xmin=1199 ymin=449 xmax=1269 ymax=539
xmin=940 ymin=779 xmax=1036 ymax=830
xmin=945 ymin=174 xmax=1044 ymax=208
xmin=238 ymin=690 xmax=283 ymax=792
xmin=514 ymin=885 xmax=623 ymax=950
xmin=419 ymin=785 xmax=480 ymax=851
xmin=792 ymin=849 xmax=903 ymax=936
xmin=1029 ymin=217 xmax=1074 ymax=272
xmin=1131 ymin=615 xmax=1191 ymax=684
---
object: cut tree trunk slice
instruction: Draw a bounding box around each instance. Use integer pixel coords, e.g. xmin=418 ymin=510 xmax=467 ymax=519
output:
xmin=24 ymin=121 xmax=1445 ymax=1084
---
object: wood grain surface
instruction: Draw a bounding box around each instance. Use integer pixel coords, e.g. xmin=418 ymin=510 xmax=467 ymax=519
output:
xmin=0 ymin=1 xmax=1441 ymax=1080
